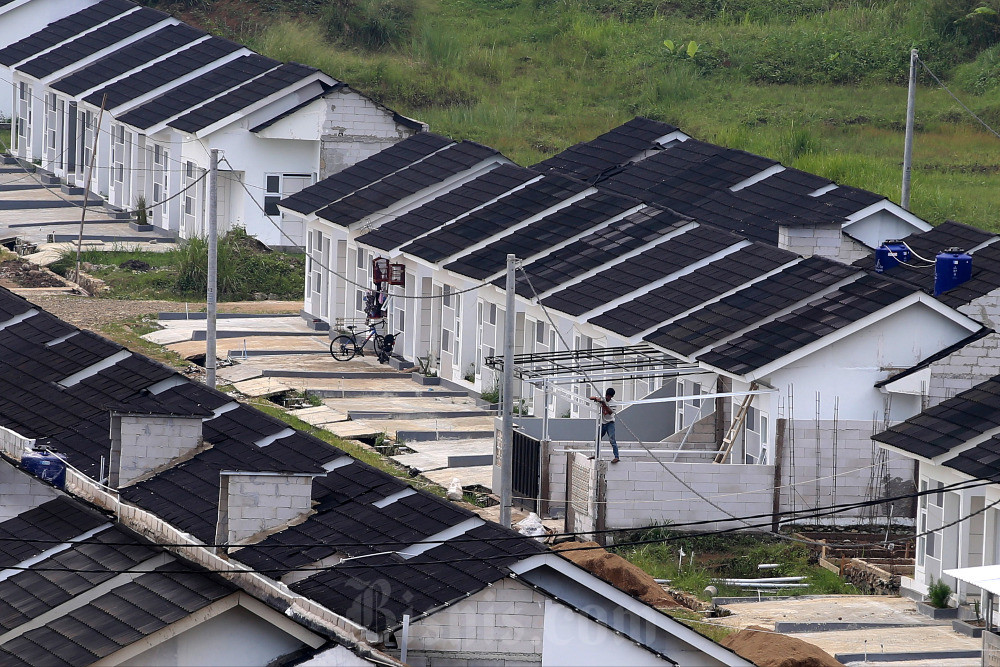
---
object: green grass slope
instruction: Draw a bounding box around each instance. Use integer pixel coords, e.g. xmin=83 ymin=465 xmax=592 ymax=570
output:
xmin=147 ymin=0 xmax=1000 ymax=231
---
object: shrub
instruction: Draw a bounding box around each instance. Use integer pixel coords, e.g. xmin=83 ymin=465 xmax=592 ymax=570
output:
xmin=928 ymin=577 xmax=952 ymax=608
xmin=322 ymin=0 xmax=417 ymax=50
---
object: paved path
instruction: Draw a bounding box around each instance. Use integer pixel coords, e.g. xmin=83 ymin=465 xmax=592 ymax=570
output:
xmin=708 ymin=595 xmax=981 ymax=666
xmin=0 ymin=167 xmax=173 ymax=244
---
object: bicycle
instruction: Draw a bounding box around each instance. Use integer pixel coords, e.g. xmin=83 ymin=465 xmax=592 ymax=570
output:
xmin=329 ymin=320 xmax=397 ymax=363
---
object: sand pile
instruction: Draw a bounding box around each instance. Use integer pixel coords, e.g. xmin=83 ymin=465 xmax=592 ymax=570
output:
xmin=552 ymin=541 xmax=681 ymax=608
xmin=721 ymin=626 xmax=845 ymax=667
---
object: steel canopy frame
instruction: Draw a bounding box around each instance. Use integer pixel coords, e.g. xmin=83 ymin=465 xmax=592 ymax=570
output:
xmin=484 ymin=344 xmax=703 ymax=382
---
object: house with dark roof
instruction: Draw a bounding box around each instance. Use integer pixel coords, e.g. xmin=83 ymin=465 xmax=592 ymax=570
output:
xmin=282 ymin=118 xmax=988 ymax=533
xmin=873 ymin=374 xmax=1000 ymax=607
xmin=0 ymin=465 xmax=369 ymax=666
xmin=0 ymin=284 xmax=749 ymax=665
xmin=0 ymin=0 xmax=422 ymax=247
xmin=0 ymin=0 xmax=103 ymax=119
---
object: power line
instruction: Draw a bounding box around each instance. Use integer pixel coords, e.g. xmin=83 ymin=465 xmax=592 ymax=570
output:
xmin=220 ymin=155 xmax=506 ymax=302
xmin=2 ymin=477 xmax=991 ymax=575
xmin=918 ymin=57 xmax=1000 ymax=142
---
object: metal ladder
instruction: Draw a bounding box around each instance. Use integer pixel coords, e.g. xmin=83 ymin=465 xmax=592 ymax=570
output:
xmin=714 ymin=382 xmax=758 ymax=464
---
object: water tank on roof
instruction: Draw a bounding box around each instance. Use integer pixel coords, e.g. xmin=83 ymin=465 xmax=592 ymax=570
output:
xmin=934 ymin=248 xmax=973 ymax=296
xmin=874 ymin=241 xmax=910 ymax=273
xmin=20 ymin=449 xmax=66 ymax=489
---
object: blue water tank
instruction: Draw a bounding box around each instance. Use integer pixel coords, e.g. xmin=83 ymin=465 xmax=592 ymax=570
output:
xmin=874 ymin=241 xmax=910 ymax=273
xmin=20 ymin=450 xmax=67 ymax=489
xmin=934 ymin=249 xmax=973 ymax=296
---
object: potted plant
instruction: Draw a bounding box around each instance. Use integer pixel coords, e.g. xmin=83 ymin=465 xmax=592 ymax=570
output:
xmin=953 ymin=598 xmax=986 ymax=638
xmin=917 ymin=578 xmax=958 ymax=620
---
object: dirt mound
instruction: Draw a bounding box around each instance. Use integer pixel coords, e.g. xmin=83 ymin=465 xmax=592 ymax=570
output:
xmin=552 ymin=541 xmax=681 ymax=608
xmin=721 ymin=626 xmax=845 ymax=667
xmin=0 ymin=259 xmax=67 ymax=288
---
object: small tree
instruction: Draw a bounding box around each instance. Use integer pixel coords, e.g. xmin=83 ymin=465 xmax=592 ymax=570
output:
xmin=928 ymin=577 xmax=952 ymax=608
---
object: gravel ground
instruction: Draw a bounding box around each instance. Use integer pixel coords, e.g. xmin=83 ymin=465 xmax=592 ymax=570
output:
xmin=22 ymin=294 xmax=303 ymax=331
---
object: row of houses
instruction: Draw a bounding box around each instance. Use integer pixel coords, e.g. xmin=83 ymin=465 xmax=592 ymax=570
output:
xmin=0 ymin=282 xmax=751 ymax=665
xmin=282 ymin=117 xmax=997 ymax=535
xmin=0 ymin=0 xmax=421 ymax=247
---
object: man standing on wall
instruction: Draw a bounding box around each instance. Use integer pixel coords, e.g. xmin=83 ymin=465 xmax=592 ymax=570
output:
xmin=589 ymin=388 xmax=619 ymax=463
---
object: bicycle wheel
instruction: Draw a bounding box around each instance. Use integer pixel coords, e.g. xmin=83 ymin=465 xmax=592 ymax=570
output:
xmin=372 ymin=334 xmax=386 ymax=363
xmin=330 ymin=335 xmax=357 ymax=361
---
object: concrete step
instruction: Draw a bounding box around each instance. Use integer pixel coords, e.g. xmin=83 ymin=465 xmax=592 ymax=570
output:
xmin=38 ymin=171 xmax=60 ymax=186
xmin=309 ymin=389 xmax=468 ymax=399
xmin=347 ymin=409 xmax=490 ymax=420
xmin=397 ymin=430 xmax=494 ymax=441
xmin=191 ymin=330 xmax=319 ymax=340
xmin=0 ymin=154 xmax=18 ymax=165
xmin=129 ymin=221 xmax=152 ymax=232
xmin=262 ymin=370 xmax=412 ymax=380
xmin=60 ymin=183 xmax=85 ymax=196
xmin=103 ymin=204 xmax=131 ymax=220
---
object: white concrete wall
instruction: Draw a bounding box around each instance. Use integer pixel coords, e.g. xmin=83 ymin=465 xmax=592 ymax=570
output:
xmin=541 ymin=600 xmax=669 ymax=667
xmin=320 ymin=89 xmax=416 ymax=178
xmin=922 ymin=292 xmax=1000 ymax=406
xmin=0 ymin=458 xmax=60 ymax=521
xmin=218 ymin=473 xmax=313 ymax=544
xmin=404 ymin=576 xmax=544 ymax=666
xmin=844 ymin=207 xmax=927 ymax=251
xmin=112 ymin=414 xmax=203 ymax=487
xmin=119 ymin=604 xmax=308 ymax=667
xmin=766 ymin=300 xmax=972 ymax=421
xmin=0 ymin=0 xmax=102 ymax=119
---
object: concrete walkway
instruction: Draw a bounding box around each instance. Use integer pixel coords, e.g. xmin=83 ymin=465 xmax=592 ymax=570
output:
xmin=0 ymin=166 xmax=174 ymax=245
xmin=707 ymin=595 xmax=981 ymax=666
xmin=149 ymin=312 xmax=499 ymax=494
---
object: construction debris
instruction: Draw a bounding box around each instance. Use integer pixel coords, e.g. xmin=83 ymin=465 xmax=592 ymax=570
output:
xmin=552 ymin=541 xmax=682 ymax=609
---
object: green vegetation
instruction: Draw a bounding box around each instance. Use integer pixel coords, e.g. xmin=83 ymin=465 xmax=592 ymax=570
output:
xmin=138 ymin=0 xmax=1000 ymax=232
xmin=614 ymin=527 xmax=858 ymax=599
xmin=666 ymin=608 xmax=735 ymax=643
xmin=49 ymin=229 xmax=305 ymax=300
xmin=99 ymin=314 xmax=191 ymax=369
xmin=249 ymin=399 xmax=449 ymax=497
xmin=928 ymin=577 xmax=952 ymax=608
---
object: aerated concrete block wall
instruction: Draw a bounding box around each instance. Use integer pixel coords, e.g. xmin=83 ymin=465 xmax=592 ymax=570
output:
xmin=0 ymin=460 xmax=60 ymax=522
xmin=924 ymin=299 xmax=1000 ymax=406
xmin=777 ymin=223 xmax=870 ymax=264
xmin=218 ymin=473 xmax=314 ymax=545
xmin=403 ymin=576 xmax=544 ymax=666
xmin=319 ymin=90 xmax=419 ymax=178
xmin=776 ymin=419 xmax=916 ymax=523
xmin=111 ymin=414 xmax=203 ymax=487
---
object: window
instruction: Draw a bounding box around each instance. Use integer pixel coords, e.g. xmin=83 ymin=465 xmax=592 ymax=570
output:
xmin=154 ymin=144 xmax=162 ymax=165
xmin=18 ymin=82 xmax=26 ymax=101
xmin=443 ymin=285 xmax=452 ymax=308
xmin=357 ymin=249 xmax=367 ymax=270
xmin=265 ymin=175 xmax=281 ymax=216
xmin=489 ymin=303 xmax=497 ymax=325
xmin=691 ymin=382 xmax=702 ymax=408
xmin=931 ymin=481 xmax=944 ymax=508
xmin=442 ymin=329 xmax=451 ymax=353
xmin=536 ymin=321 xmax=546 ymax=344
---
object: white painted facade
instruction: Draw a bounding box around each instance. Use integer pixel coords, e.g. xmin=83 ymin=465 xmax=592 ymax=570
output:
xmin=0 ymin=0 xmax=101 ymax=120
xmin=2 ymin=5 xmax=420 ymax=247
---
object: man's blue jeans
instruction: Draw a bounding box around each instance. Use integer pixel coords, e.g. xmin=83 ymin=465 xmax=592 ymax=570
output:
xmin=600 ymin=421 xmax=619 ymax=459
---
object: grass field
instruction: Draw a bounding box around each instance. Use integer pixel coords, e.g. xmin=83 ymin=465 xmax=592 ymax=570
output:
xmin=163 ymin=0 xmax=992 ymax=232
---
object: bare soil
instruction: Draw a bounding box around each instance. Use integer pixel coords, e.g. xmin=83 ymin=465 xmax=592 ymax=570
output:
xmin=0 ymin=259 xmax=67 ymax=288
xmin=552 ymin=541 xmax=681 ymax=609
xmin=721 ymin=626 xmax=845 ymax=667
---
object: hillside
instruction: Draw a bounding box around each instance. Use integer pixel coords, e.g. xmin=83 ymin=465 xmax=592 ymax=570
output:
xmin=144 ymin=0 xmax=1000 ymax=231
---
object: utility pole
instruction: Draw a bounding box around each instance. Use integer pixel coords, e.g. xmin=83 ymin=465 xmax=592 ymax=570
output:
xmin=499 ymin=254 xmax=516 ymax=529
xmin=901 ymin=48 xmax=918 ymax=210
xmin=206 ymin=149 xmax=218 ymax=388
xmin=74 ymin=94 xmax=106 ymax=285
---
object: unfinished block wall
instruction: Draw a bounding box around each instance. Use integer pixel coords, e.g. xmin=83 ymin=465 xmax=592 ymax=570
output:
xmin=403 ymin=576 xmax=544 ymax=666
xmin=218 ymin=473 xmax=314 ymax=545
xmin=319 ymin=90 xmax=419 ymax=178
xmin=776 ymin=419 xmax=916 ymax=523
xmin=0 ymin=461 xmax=60 ymax=522
xmin=111 ymin=414 xmax=203 ymax=487
xmin=778 ymin=223 xmax=870 ymax=264
xmin=923 ymin=296 xmax=1000 ymax=406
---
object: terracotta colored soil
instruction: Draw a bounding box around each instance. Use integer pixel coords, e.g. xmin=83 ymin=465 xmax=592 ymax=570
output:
xmin=552 ymin=541 xmax=681 ymax=608
xmin=721 ymin=626 xmax=845 ymax=667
